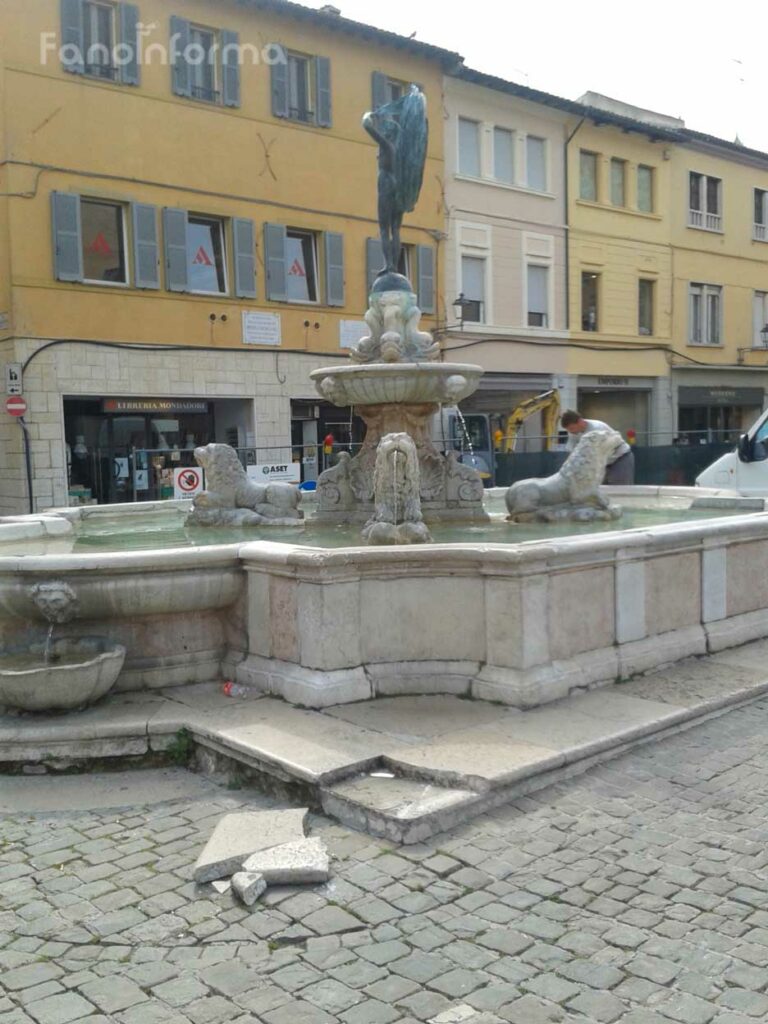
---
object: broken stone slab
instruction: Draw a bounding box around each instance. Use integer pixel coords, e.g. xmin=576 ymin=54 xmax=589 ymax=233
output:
xmin=210 ymin=879 xmax=231 ymax=894
xmin=242 ymin=836 xmax=330 ymax=885
xmin=193 ymin=808 xmax=308 ymax=883
xmin=231 ymin=871 xmax=267 ymax=906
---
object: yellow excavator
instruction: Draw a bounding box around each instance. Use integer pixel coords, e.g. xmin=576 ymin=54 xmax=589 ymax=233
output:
xmin=500 ymin=389 xmax=561 ymax=453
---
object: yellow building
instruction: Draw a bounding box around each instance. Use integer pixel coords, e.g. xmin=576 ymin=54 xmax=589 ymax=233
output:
xmin=668 ymin=130 xmax=768 ymax=441
xmin=0 ymin=0 xmax=457 ymax=511
xmin=565 ymin=96 xmax=676 ymax=442
xmin=565 ymin=93 xmax=768 ymax=445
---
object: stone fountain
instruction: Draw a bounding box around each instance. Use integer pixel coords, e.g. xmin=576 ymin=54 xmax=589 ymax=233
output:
xmin=0 ymin=580 xmax=126 ymax=712
xmin=311 ymin=85 xmax=486 ymax=539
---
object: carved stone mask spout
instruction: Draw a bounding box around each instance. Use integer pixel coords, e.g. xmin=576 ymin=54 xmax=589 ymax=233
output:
xmin=31 ymin=581 xmax=79 ymax=625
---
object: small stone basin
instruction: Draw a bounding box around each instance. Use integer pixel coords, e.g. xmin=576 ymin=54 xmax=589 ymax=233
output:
xmin=0 ymin=636 xmax=126 ymax=712
xmin=310 ymin=362 xmax=484 ymax=406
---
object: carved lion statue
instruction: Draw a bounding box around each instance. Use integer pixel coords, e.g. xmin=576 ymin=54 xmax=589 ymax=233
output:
xmin=362 ymin=432 xmax=432 ymax=544
xmin=187 ymin=443 xmax=303 ymax=527
xmin=505 ymin=429 xmax=624 ymax=523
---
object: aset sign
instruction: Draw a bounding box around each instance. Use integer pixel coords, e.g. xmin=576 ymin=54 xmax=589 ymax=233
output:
xmin=247 ymin=463 xmax=301 ymax=484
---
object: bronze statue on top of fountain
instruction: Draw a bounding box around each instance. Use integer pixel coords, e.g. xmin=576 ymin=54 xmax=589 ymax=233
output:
xmin=355 ymin=86 xmax=438 ymax=365
xmin=363 ymin=84 xmax=427 ymax=293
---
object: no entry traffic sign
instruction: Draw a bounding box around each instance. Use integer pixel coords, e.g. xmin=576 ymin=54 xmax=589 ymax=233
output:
xmin=6 ymin=396 xmax=27 ymax=417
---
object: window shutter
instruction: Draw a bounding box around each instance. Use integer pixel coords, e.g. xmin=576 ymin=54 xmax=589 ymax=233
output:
xmin=264 ymin=223 xmax=287 ymax=301
xmin=118 ymin=3 xmax=140 ymax=85
xmin=366 ymin=237 xmax=384 ymax=294
xmin=51 ymin=192 xmax=83 ymax=282
xmin=315 ymin=56 xmax=331 ymax=127
xmin=371 ymin=70 xmax=388 ymax=109
xmin=60 ymin=0 xmax=84 ymax=75
xmin=324 ymin=232 xmax=344 ymax=307
xmin=221 ymin=29 xmax=240 ymax=108
xmin=417 ymin=245 xmax=435 ymax=313
xmin=132 ymin=204 xmax=159 ymax=289
xmin=271 ymin=45 xmax=288 ymax=118
xmin=170 ymin=16 xmax=191 ymax=97
xmin=233 ymin=218 xmax=256 ymax=298
xmin=163 ymin=208 xmax=188 ymax=292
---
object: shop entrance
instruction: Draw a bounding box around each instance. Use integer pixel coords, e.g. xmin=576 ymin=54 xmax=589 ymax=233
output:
xmin=64 ymin=397 xmax=214 ymax=505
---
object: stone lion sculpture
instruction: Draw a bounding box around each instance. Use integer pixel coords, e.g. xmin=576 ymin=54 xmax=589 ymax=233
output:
xmin=362 ymin=432 xmax=432 ymax=544
xmin=186 ymin=443 xmax=303 ymax=527
xmin=505 ymin=429 xmax=624 ymax=523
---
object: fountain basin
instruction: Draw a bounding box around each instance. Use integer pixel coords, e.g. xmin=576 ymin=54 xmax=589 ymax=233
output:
xmin=310 ymin=362 xmax=484 ymax=406
xmin=0 ymin=636 xmax=126 ymax=712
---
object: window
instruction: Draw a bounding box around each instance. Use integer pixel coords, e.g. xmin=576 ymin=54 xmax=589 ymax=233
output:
xmin=271 ymin=50 xmax=330 ymax=126
xmin=285 ymin=230 xmax=318 ymax=302
xmin=83 ymin=1 xmax=116 ymax=79
xmin=638 ymin=279 xmax=654 ymax=336
xmin=458 ymin=118 xmax=481 ymax=177
xmin=287 ymin=53 xmax=314 ymax=123
xmin=81 ymin=199 xmax=127 ymax=284
xmin=753 ymin=292 xmax=768 ymax=346
xmin=187 ymin=216 xmax=226 ymax=294
xmin=493 ymin=128 xmax=514 ymax=184
xmin=381 ymin=78 xmax=405 ymax=103
xmin=59 ymin=0 xmax=140 ymax=85
xmin=610 ymin=158 xmax=626 ymax=207
xmin=188 ymin=25 xmax=218 ymax=103
xmin=689 ymin=283 xmax=721 ymax=345
xmin=526 ymin=136 xmax=547 ymax=191
xmin=460 ymin=255 xmax=485 ymax=322
xmin=170 ymin=17 xmax=240 ymax=107
xmin=689 ymin=172 xmax=722 ymax=230
xmin=754 ymin=188 xmax=768 ymax=241
xmin=581 ymin=272 xmax=599 ymax=331
xmin=527 ymin=265 xmax=549 ymax=327
xmin=637 ymin=165 xmax=654 ymax=212
xmin=579 ymin=151 xmax=598 ymax=201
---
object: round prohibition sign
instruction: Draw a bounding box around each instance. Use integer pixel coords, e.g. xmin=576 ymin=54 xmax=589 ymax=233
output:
xmin=177 ymin=468 xmax=202 ymax=492
xmin=6 ymin=396 xmax=27 ymax=417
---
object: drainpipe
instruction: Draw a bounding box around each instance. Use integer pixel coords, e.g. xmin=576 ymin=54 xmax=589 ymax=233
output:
xmin=18 ymin=416 xmax=34 ymax=514
xmin=563 ymin=118 xmax=585 ymax=334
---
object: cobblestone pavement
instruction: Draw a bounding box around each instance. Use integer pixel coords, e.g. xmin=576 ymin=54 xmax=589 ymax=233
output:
xmin=4 ymin=699 xmax=768 ymax=1024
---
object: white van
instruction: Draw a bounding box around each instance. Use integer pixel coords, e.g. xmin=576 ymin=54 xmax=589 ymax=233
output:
xmin=696 ymin=408 xmax=768 ymax=495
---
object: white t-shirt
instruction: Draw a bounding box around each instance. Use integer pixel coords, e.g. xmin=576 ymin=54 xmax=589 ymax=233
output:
xmin=568 ymin=419 xmax=631 ymax=464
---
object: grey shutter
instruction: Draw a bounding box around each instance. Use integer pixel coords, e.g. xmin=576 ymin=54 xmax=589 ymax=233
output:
xmin=163 ymin=208 xmax=188 ymax=292
xmin=264 ymin=223 xmax=287 ymax=301
xmin=221 ymin=29 xmax=240 ymax=108
xmin=366 ymin=237 xmax=384 ymax=294
xmin=315 ymin=56 xmax=331 ymax=127
xmin=324 ymin=232 xmax=344 ymax=307
xmin=271 ymin=45 xmax=288 ymax=118
xmin=417 ymin=245 xmax=435 ymax=313
xmin=51 ymin=192 xmax=83 ymax=282
xmin=233 ymin=218 xmax=256 ymax=298
xmin=170 ymin=16 xmax=191 ymax=97
xmin=60 ymin=0 xmax=84 ymax=75
xmin=132 ymin=204 xmax=159 ymax=289
xmin=371 ymin=71 xmax=388 ymax=109
xmin=119 ymin=3 xmax=140 ymax=85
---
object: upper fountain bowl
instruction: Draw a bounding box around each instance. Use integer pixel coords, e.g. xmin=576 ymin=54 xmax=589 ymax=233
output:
xmin=310 ymin=362 xmax=484 ymax=407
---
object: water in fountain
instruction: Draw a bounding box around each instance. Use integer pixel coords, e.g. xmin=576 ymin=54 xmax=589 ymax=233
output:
xmin=43 ymin=622 xmax=56 ymax=664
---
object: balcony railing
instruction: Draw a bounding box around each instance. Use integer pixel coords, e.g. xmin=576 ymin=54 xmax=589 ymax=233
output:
xmin=689 ymin=209 xmax=722 ymax=231
xmin=191 ymin=85 xmax=220 ymax=103
xmin=754 ymin=223 xmax=767 ymax=241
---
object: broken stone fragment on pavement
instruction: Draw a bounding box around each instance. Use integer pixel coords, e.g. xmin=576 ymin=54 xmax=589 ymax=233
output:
xmin=193 ymin=807 xmax=308 ymax=883
xmin=241 ymin=836 xmax=330 ymax=884
xmin=231 ymin=871 xmax=267 ymax=906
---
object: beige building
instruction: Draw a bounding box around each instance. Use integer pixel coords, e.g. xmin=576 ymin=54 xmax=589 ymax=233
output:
xmin=441 ymin=70 xmax=572 ymax=450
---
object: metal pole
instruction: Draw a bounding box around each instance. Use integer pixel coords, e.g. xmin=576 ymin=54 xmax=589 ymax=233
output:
xmin=131 ymin=446 xmax=137 ymax=503
xmin=18 ymin=417 xmax=34 ymax=514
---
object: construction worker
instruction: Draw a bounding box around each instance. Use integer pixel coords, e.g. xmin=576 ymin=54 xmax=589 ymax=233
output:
xmin=560 ymin=409 xmax=635 ymax=485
